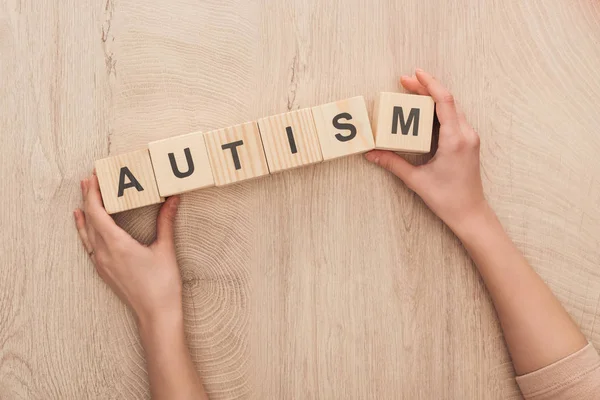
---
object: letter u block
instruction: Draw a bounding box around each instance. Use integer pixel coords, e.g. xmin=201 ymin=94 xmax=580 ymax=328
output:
xmin=372 ymin=92 xmax=435 ymax=153
xmin=148 ymin=131 xmax=216 ymax=196
xmin=95 ymin=149 xmax=164 ymax=214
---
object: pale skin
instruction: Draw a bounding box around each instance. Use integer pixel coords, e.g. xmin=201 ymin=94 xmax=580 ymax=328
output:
xmin=74 ymin=185 xmax=207 ymax=399
xmin=74 ymin=69 xmax=588 ymax=397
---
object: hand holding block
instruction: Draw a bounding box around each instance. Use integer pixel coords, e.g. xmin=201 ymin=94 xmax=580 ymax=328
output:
xmin=311 ymin=96 xmax=375 ymax=160
xmin=148 ymin=131 xmax=215 ymax=196
xmin=257 ymin=109 xmax=323 ymax=173
xmin=372 ymin=92 xmax=435 ymax=153
xmin=95 ymin=149 xmax=164 ymax=214
xmin=204 ymin=122 xmax=270 ymax=186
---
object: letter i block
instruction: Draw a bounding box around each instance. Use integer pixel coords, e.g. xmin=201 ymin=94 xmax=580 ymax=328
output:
xmin=311 ymin=96 xmax=375 ymax=161
xmin=148 ymin=131 xmax=216 ymax=196
xmin=372 ymin=92 xmax=435 ymax=153
xmin=95 ymin=149 xmax=164 ymax=214
xmin=203 ymin=122 xmax=270 ymax=186
xmin=257 ymin=108 xmax=323 ymax=173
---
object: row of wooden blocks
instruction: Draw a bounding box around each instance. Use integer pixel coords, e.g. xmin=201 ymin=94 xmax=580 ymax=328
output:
xmin=95 ymin=93 xmax=435 ymax=214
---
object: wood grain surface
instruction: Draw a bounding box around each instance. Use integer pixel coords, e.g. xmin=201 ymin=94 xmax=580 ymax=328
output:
xmin=1 ymin=0 xmax=599 ymax=399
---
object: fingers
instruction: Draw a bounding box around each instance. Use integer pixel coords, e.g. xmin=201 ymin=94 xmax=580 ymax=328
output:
xmin=414 ymin=69 xmax=459 ymax=130
xmin=365 ymin=150 xmax=420 ymax=191
xmin=74 ymin=208 xmax=94 ymax=254
xmin=400 ymin=75 xmax=429 ymax=96
xmin=83 ymin=175 xmax=117 ymax=235
xmin=155 ymin=196 xmax=180 ymax=249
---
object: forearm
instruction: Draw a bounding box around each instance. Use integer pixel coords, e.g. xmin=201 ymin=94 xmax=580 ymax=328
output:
xmin=138 ymin=311 xmax=208 ymax=400
xmin=452 ymin=203 xmax=587 ymax=375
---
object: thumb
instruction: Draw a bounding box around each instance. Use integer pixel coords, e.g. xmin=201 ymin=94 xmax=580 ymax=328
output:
xmin=155 ymin=196 xmax=180 ymax=248
xmin=365 ymin=150 xmax=420 ymax=190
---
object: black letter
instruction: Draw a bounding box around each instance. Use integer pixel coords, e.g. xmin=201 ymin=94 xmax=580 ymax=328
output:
xmin=117 ymin=167 xmax=144 ymax=197
xmin=392 ymin=106 xmax=420 ymax=136
xmin=168 ymin=147 xmax=195 ymax=178
xmin=332 ymin=112 xmax=357 ymax=142
xmin=221 ymin=140 xmax=244 ymax=170
xmin=285 ymin=126 xmax=298 ymax=154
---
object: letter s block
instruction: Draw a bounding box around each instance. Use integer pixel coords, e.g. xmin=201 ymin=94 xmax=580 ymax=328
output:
xmin=372 ymin=92 xmax=435 ymax=153
xmin=311 ymin=96 xmax=375 ymax=161
xmin=148 ymin=131 xmax=215 ymax=196
xmin=95 ymin=149 xmax=164 ymax=214
xmin=204 ymin=122 xmax=270 ymax=186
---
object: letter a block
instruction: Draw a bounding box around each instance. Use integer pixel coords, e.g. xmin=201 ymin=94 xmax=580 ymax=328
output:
xmin=257 ymin=109 xmax=323 ymax=173
xmin=372 ymin=92 xmax=435 ymax=153
xmin=203 ymin=122 xmax=270 ymax=186
xmin=148 ymin=132 xmax=215 ymax=196
xmin=95 ymin=149 xmax=164 ymax=214
xmin=311 ymin=96 xmax=375 ymax=161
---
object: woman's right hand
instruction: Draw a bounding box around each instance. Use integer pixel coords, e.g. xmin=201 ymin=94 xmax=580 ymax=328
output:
xmin=365 ymin=69 xmax=487 ymax=235
xmin=74 ymin=174 xmax=183 ymax=327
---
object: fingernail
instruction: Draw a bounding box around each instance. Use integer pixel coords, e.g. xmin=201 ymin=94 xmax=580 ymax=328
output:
xmin=171 ymin=196 xmax=180 ymax=208
xmin=364 ymin=152 xmax=379 ymax=164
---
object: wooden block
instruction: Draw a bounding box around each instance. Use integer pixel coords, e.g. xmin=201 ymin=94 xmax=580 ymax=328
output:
xmin=311 ymin=96 xmax=375 ymax=161
xmin=257 ymin=109 xmax=323 ymax=173
xmin=148 ymin=131 xmax=215 ymax=196
xmin=372 ymin=92 xmax=435 ymax=153
xmin=95 ymin=149 xmax=164 ymax=214
xmin=203 ymin=121 xmax=270 ymax=186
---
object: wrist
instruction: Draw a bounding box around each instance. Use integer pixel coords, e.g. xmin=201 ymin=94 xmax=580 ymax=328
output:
xmin=137 ymin=306 xmax=185 ymax=340
xmin=447 ymin=200 xmax=496 ymax=240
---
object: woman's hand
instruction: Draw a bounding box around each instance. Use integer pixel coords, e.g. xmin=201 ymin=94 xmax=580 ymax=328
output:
xmin=366 ymin=69 xmax=486 ymax=235
xmin=366 ymin=71 xmax=593 ymax=391
xmin=73 ymin=174 xmax=182 ymax=326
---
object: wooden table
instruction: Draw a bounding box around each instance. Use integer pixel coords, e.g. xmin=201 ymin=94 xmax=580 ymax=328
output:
xmin=1 ymin=1 xmax=599 ymax=398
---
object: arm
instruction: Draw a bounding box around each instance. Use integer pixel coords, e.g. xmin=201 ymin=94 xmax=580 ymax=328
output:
xmin=366 ymin=69 xmax=590 ymax=376
xmin=139 ymin=312 xmax=207 ymax=400
xmin=74 ymin=175 xmax=208 ymax=400
xmin=455 ymin=203 xmax=587 ymax=375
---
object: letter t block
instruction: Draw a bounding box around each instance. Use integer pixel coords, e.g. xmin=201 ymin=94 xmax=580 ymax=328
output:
xmin=203 ymin=122 xmax=270 ymax=186
xmin=372 ymin=92 xmax=435 ymax=153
